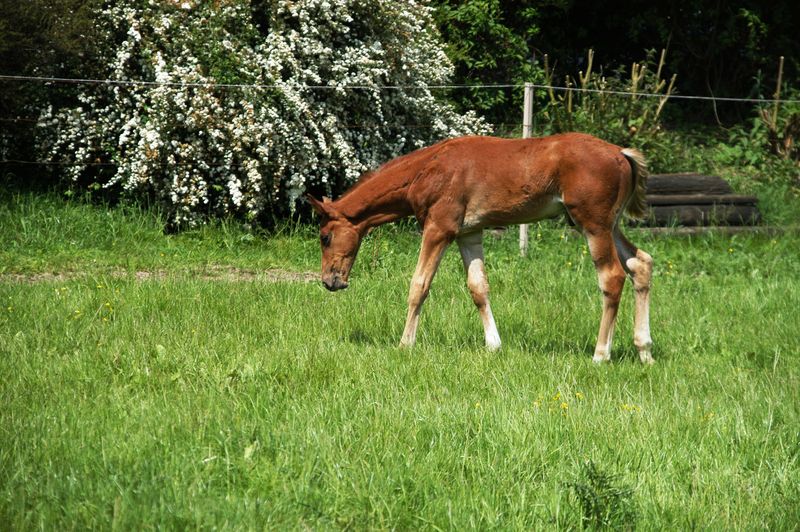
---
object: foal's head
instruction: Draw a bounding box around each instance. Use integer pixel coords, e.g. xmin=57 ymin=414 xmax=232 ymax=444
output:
xmin=308 ymin=196 xmax=362 ymax=291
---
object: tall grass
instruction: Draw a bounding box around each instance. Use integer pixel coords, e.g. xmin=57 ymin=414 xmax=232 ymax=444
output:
xmin=1 ymin=192 xmax=799 ymax=529
xmin=0 ymin=192 xmax=320 ymax=274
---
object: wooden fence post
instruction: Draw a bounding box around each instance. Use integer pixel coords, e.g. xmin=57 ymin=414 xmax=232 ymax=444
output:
xmin=519 ymin=83 xmax=534 ymax=256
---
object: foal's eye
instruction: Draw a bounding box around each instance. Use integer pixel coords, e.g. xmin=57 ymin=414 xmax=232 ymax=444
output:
xmin=321 ymin=233 xmax=331 ymax=247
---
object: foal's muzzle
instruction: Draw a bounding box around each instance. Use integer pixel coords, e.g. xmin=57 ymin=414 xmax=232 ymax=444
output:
xmin=322 ymin=274 xmax=349 ymax=291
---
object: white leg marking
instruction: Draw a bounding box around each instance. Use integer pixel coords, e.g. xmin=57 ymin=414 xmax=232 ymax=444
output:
xmin=592 ymin=325 xmax=614 ymax=363
xmin=626 ymin=251 xmax=654 ymax=364
xmin=458 ymin=233 xmax=502 ymax=350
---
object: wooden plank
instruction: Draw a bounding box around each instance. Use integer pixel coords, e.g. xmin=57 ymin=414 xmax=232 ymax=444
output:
xmin=646 ymin=194 xmax=758 ymax=206
xmin=647 ymin=174 xmax=733 ymax=195
xmin=643 ymin=204 xmax=761 ymax=226
xmin=632 ymin=226 xmax=794 ymax=236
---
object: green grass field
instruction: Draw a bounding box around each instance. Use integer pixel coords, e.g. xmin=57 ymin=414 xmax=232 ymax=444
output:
xmin=2 ymin=192 xmax=799 ymax=529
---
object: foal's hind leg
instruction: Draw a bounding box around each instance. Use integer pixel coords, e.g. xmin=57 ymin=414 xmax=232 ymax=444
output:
xmin=614 ymin=229 xmax=654 ymax=364
xmin=585 ymin=230 xmax=627 ymax=363
xmin=457 ymin=232 xmax=502 ymax=350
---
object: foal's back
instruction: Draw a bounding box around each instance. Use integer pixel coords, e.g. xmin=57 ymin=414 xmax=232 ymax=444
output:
xmin=405 ymin=133 xmax=634 ymax=233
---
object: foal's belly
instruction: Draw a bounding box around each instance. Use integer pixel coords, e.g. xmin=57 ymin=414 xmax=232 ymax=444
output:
xmin=460 ymin=194 xmax=565 ymax=232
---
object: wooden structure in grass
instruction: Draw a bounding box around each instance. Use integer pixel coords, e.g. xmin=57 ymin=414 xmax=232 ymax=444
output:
xmin=641 ymin=173 xmax=761 ymax=227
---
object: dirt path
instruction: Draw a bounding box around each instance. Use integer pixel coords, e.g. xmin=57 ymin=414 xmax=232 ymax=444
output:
xmin=0 ymin=267 xmax=317 ymax=284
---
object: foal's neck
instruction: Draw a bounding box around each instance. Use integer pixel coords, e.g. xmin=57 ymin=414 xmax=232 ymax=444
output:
xmin=334 ymin=165 xmax=415 ymax=232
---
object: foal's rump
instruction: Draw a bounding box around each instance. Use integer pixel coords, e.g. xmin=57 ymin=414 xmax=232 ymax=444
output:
xmin=542 ymin=134 xmax=648 ymax=228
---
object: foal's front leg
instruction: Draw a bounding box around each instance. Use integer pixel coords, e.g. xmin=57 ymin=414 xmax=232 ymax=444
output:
xmin=457 ymin=232 xmax=501 ymax=350
xmin=400 ymin=227 xmax=452 ymax=348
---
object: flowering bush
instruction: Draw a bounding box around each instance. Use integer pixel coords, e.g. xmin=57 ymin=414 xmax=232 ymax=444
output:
xmin=38 ymin=0 xmax=488 ymax=226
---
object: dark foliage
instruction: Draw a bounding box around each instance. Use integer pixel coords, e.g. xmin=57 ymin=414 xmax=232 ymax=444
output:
xmin=0 ymin=0 xmax=100 ymax=186
xmin=433 ymin=0 xmax=568 ymax=132
xmin=433 ymin=0 xmax=799 ymax=125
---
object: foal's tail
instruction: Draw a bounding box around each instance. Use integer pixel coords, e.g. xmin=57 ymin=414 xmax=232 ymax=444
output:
xmin=621 ymin=148 xmax=649 ymax=219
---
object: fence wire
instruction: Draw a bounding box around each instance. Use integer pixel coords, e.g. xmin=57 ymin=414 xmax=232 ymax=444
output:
xmin=2 ymin=73 xmax=799 ymax=104
xmin=2 ymin=72 xmax=797 ymax=167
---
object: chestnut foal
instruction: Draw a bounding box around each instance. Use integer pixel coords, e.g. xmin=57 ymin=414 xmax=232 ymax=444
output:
xmin=309 ymin=133 xmax=654 ymax=363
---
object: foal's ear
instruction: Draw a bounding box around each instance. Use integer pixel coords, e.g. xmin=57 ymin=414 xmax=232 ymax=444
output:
xmin=306 ymin=195 xmax=329 ymax=217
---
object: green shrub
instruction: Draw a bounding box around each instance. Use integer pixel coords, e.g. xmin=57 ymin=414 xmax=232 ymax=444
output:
xmin=539 ymin=49 xmax=677 ymax=163
xmin=565 ymin=460 xmax=638 ymax=530
xmin=433 ymin=0 xmax=547 ymax=131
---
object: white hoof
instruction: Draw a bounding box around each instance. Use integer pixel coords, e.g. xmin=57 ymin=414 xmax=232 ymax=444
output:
xmin=635 ymin=338 xmax=654 ymax=364
xmin=399 ymin=337 xmax=415 ymax=349
xmin=592 ymin=352 xmax=611 ymax=364
xmin=639 ymin=350 xmax=655 ymax=365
